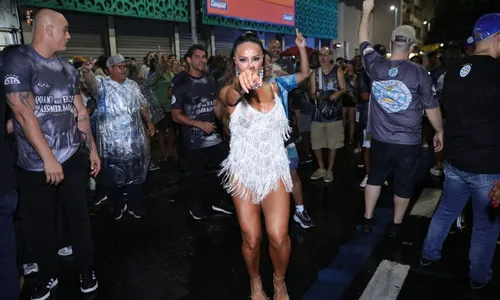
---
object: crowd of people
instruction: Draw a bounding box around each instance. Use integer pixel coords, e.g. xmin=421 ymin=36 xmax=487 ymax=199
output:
xmin=1 ymin=1 xmax=500 ymax=299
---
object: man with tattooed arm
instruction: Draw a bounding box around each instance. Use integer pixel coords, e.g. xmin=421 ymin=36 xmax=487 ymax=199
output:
xmin=2 ymin=9 xmax=100 ymax=300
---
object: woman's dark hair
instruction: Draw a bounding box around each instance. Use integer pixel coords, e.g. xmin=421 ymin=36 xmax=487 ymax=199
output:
xmin=410 ymin=55 xmax=423 ymax=65
xmin=95 ymin=56 xmax=107 ymax=69
xmin=222 ymin=31 xmax=265 ymax=85
xmin=211 ymin=55 xmax=227 ymax=73
xmin=443 ymin=44 xmax=462 ymax=69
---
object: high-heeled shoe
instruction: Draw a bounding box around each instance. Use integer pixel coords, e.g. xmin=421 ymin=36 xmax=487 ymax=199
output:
xmin=250 ymin=276 xmax=269 ymax=300
xmin=273 ymin=274 xmax=289 ymax=300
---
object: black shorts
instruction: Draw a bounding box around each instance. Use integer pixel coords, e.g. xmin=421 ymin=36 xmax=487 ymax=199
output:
xmin=341 ymin=94 xmax=356 ymax=108
xmin=157 ymin=111 xmax=173 ymax=131
xmin=367 ymin=138 xmax=422 ymax=198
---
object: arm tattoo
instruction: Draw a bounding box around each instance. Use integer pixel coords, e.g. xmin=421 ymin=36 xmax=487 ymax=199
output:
xmin=6 ymin=91 xmax=34 ymax=110
xmin=78 ymin=129 xmax=93 ymax=151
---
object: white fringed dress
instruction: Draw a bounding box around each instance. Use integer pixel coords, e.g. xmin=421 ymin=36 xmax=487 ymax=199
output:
xmin=219 ymin=87 xmax=293 ymax=204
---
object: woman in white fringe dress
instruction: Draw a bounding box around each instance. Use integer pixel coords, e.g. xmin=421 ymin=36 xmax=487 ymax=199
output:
xmin=219 ymin=32 xmax=292 ymax=300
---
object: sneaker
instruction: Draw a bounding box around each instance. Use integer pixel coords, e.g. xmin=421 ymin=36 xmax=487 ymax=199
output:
xmin=300 ymin=157 xmax=313 ymax=164
xmin=149 ymin=162 xmax=160 ymax=171
xmin=80 ymin=270 xmax=98 ymax=294
xmin=357 ymin=163 xmax=365 ymax=168
xmin=310 ymin=169 xmax=326 ymax=180
xmin=189 ymin=209 xmax=206 ymax=220
xmin=430 ymin=166 xmax=443 ymax=177
xmin=212 ymin=201 xmax=235 ymax=215
xmin=363 ymin=217 xmax=374 ymax=233
xmin=113 ymin=204 xmax=127 ymax=221
xmin=324 ymin=171 xmax=334 ymax=183
xmin=31 ymin=278 xmax=58 ymax=300
xmin=387 ymin=223 xmax=403 ymax=240
xmin=128 ymin=209 xmax=146 ymax=219
xmin=93 ymin=195 xmax=108 ymax=206
xmin=293 ymin=210 xmax=314 ymax=228
xmin=23 ymin=263 xmax=39 ymax=276
xmin=58 ymin=246 xmax=73 ymax=257
xmin=353 ymin=148 xmax=362 ymax=154
xmin=360 ymin=175 xmax=368 ymax=188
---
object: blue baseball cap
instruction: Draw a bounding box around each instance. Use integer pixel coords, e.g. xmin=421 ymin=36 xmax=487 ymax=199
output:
xmin=473 ymin=13 xmax=500 ymax=42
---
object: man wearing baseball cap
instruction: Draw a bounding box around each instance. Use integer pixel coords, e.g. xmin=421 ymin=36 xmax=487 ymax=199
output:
xmin=420 ymin=13 xmax=500 ymax=294
xmin=358 ymin=0 xmax=443 ymax=239
xmin=82 ymin=53 xmax=155 ymax=220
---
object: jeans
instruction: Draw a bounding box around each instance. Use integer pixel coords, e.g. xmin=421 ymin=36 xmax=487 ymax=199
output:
xmin=422 ymin=162 xmax=500 ymax=284
xmin=0 ymin=189 xmax=20 ymax=300
xmin=188 ymin=142 xmax=229 ymax=211
xmin=19 ymin=151 xmax=94 ymax=283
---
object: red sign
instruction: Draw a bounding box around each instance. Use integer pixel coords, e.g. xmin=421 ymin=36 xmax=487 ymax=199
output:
xmin=207 ymin=0 xmax=295 ymax=26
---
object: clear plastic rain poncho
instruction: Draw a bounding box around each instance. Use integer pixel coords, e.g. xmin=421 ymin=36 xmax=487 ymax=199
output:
xmin=92 ymin=76 xmax=150 ymax=186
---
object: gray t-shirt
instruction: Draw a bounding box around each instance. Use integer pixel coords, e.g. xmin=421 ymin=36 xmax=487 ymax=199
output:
xmin=171 ymin=74 xmax=222 ymax=150
xmin=2 ymin=45 xmax=80 ymax=171
xmin=361 ymin=42 xmax=438 ymax=145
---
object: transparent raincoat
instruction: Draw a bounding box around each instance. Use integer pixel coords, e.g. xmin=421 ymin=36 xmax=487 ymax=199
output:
xmin=91 ymin=75 xmax=150 ymax=186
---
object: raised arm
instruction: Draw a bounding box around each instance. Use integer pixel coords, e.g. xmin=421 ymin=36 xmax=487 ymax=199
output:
xmin=82 ymin=62 xmax=99 ymax=98
xmin=359 ymin=0 xmax=374 ymax=45
xmin=309 ymin=69 xmax=317 ymax=101
xmin=295 ymin=29 xmax=311 ymax=85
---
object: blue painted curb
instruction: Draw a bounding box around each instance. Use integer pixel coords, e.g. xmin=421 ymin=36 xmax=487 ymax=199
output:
xmin=302 ymin=208 xmax=393 ymax=300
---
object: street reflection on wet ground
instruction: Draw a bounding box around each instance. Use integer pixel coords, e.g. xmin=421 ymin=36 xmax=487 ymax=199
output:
xmin=19 ymin=145 xmax=500 ymax=300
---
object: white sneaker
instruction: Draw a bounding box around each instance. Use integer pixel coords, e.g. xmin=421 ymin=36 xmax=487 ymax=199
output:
xmin=324 ymin=171 xmax=334 ymax=183
xmin=58 ymin=246 xmax=73 ymax=257
xmin=430 ymin=167 xmax=443 ymax=177
xmin=23 ymin=263 xmax=39 ymax=276
xmin=360 ymin=175 xmax=368 ymax=188
xmin=310 ymin=169 xmax=326 ymax=180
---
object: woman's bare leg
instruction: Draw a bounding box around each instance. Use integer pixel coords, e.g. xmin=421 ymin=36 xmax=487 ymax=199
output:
xmin=233 ymin=194 xmax=267 ymax=299
xmin=261 ymin=182 xmax=291 ymax=300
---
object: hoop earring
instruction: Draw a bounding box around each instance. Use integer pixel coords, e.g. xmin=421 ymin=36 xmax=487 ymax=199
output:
xmin=235 ymin=66 xmax=240 ymax=77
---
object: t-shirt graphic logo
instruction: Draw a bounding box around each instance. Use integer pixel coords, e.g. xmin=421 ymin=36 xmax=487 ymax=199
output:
xmin=171 ymin=95 xmax=177 ymax=105
xmin=372 ymin=80 xmax=412 ymax=113
xmin=388 ymin=67 xmax=399 ymax=77
xmin=460 ymin=64 xmax=472 ymax=78
xmin=4 ymin=74 xmax=20 ymax=85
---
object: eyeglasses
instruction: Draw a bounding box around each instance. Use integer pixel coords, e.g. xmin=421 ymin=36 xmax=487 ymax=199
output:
xmin=113 ymin=65 xmax=127 ymax=70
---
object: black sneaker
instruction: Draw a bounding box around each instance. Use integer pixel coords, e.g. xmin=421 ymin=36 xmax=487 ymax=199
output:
xmin=189 ymin=208 xmax=206 ymax=220
xmin=212 ymin=201 xmax=235 ymax=215
xmin=80 ymin=270 xmax=98 ymax=294
xmin=293 ymin=210 xmax=315 ymax=228
xmin=128 ymin=209 xmax=146 ymax=219
xmin=363 ymin=217 xmax=374 ymax=233
xmin=113 ymin=204 xmax=128 ymax=221
xmin=387 ymin=223 xmax=403 ymax=240
xmin=415 ymin=257 xmax=455 ymax=280
xmin=31 ymin=278 xmax=58 ymax=300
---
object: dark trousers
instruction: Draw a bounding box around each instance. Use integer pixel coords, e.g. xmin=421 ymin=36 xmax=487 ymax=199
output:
xmin=19 ymin=151 xmax=94 ymax=283
xmin=108 ymin=183 xmax=143 ymax=212
xmin=188 ymin=142 xmax=229 ymax=210
xmin=0 ymin=189 xmax=20 ymax=300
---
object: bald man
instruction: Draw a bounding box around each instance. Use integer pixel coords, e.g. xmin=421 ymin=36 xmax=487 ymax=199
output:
xmin=268 ymin=39 xmax=295 ymax=75
xmin=2 ymin=9 xmax=99 ymax=299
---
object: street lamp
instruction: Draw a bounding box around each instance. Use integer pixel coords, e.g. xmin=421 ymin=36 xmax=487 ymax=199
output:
xmin=390 ymin=5 xmax=398 ymax=29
